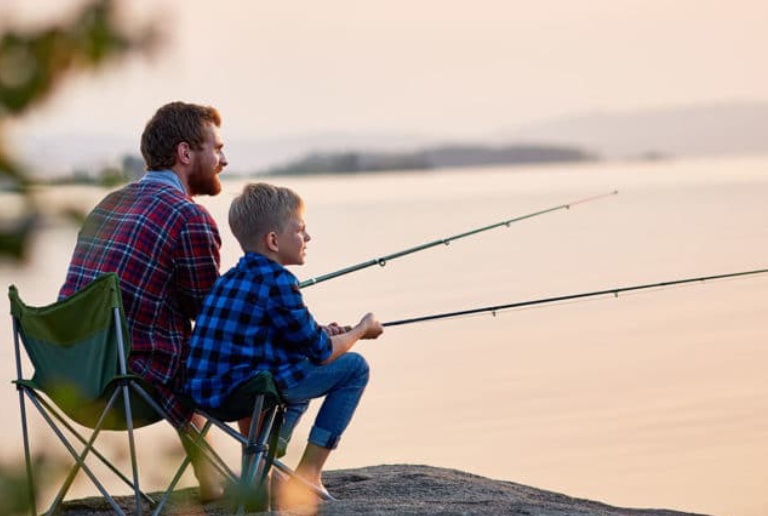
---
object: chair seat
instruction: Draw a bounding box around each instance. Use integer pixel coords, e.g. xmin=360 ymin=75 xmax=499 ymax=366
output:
xmin=182 ymin=371 xmax=283 ymax=422
xmin=14 ymin=377 xmax=163 ymax=430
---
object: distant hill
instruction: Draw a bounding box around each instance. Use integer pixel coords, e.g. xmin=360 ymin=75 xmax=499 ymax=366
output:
xmin=14 ymin=131 xmax=435 ymax=178
xmin=15 ymin=100 xmax=768 ymax=179
xmin=503 ymin=101 xmax=768 ymax=159
xmin=264 ymin=144 xmax=596 ymax=176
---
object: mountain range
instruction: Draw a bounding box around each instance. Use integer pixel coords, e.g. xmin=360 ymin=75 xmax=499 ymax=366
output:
xmin=502 ymin=100 xmax=768 ymax=159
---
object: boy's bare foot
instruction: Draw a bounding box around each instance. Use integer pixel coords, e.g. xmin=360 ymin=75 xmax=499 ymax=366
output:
xmin=277 ymin=442 xmax=333 ymax=512
xmin=276 ymin=476 xmax=326 ymax=513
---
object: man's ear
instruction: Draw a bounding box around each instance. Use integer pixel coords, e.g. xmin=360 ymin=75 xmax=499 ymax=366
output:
xmin=265 ymin=231 xmax=279 ymax=253
xmin=176 ymin=142 xmax=193 ymax=165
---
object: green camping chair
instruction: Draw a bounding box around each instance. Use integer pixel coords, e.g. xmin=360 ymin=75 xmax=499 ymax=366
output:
xmin=8 ymin=273 xmax=305 ymax=515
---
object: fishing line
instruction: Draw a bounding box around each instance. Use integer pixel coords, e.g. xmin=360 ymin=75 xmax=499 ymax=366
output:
xmin=300 ymin=190 xmax=618 ymax=288
xmin=379 ymin=287 xmax=660 ymax=327
xmin=382 ymin=268 xmax=768 ymax=327
xmin=398 ymin=276 xmax=760 ymax=326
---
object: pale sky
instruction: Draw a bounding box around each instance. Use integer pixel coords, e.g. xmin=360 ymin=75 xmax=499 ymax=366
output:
xmin=4 ymin=0 xmax=768 ymax=159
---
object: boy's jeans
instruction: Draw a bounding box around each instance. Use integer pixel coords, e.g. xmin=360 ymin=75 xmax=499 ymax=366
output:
xmin=278 ymin=352 xmax=369 ymax=451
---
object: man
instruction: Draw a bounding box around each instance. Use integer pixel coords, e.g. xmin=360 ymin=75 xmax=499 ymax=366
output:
xmin=59 ymin=101 xmax=227 ymax=500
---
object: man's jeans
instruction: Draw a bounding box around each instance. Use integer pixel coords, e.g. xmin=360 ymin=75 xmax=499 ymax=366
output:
xmin=278 ymin=352 xmax=369 ymax=451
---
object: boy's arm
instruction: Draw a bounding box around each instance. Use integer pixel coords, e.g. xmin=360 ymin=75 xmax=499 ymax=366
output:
xmin=267 ymin=275 xmax=333 ymax=364
xmin=322 ymin=322 xmax=352 ymax=336
xmin=322 ymin=313 xmax=383 ymax=364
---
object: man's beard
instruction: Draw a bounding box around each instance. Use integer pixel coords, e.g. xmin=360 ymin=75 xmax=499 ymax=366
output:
xmin=188 ymin=161 xmax=222 ymax=196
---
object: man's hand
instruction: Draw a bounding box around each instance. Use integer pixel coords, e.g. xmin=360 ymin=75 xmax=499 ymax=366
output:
xmin=359 ymin=312 xmax=383 ymax=340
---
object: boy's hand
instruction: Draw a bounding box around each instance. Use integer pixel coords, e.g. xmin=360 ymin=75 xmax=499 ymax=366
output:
xmin=322 ymin=314 xmax=383 ymax=364
xmin=323 ymin=322 xmax=351 ymax=336
xmin=359 ymin=313 xmax=384 ymax=340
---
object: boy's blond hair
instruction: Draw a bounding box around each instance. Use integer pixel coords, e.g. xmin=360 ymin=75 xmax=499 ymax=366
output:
xmin=229 ymin=183 xmax=304 ymax=252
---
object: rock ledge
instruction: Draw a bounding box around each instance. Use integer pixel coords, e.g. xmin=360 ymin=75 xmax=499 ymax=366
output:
xmin=59 ymin=464 xmax=714 ymax=515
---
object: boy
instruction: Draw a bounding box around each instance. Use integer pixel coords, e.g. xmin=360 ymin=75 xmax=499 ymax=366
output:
xmin=185 ymin=182 xmax=383 ymax=506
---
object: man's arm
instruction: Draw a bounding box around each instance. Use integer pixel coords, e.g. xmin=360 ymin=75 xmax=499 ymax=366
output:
xmin=173 ymin=210 xmax=221 ymax=318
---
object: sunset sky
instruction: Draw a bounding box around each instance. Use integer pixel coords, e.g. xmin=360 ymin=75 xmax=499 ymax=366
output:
xmin=3 ymin=0 xmax=768 ymax=165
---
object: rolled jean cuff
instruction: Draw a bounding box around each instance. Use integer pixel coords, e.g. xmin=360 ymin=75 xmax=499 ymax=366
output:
xmin=308 ymin=426 xmax=341 ymax=450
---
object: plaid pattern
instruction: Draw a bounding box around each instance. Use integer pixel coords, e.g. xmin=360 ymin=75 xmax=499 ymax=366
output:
xmin=186 ymin=252 xmax=331 ymax=409
xmin=59 ymin=180 xmax=221 ymax=426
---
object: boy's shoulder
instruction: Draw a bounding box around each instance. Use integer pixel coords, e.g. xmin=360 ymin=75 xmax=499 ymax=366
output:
xmin=220 ymin=253 xmax=299 ymax=290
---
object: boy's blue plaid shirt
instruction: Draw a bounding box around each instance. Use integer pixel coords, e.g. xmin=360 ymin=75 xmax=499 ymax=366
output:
xmin=185 ymin=252 xmax=331 ymax=408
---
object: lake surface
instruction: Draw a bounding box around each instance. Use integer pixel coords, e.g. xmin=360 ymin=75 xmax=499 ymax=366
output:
xmin=1 ymin=156 xmax=766 ymax=516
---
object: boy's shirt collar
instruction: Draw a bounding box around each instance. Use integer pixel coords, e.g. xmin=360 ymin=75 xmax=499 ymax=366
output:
xmin=240 ymin=252 xmax=298 ymax=280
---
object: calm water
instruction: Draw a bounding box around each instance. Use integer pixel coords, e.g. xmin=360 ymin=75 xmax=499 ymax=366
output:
xmin=1 ymin=156 xmax=767 ymax=516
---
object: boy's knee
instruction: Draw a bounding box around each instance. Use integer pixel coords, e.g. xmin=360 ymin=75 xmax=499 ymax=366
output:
xmin=345 ymin=352 xmax=370 ymax=383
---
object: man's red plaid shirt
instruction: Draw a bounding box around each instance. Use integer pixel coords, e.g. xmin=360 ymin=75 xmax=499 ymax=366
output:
xmin=59 ymin=180 xmax=221 ymax=426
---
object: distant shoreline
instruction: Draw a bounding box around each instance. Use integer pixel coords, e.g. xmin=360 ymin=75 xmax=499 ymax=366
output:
xmin=261 ymin=143 xmax=599 ymax=176
xmin=23 ymin=142 xmax=602 ymax=187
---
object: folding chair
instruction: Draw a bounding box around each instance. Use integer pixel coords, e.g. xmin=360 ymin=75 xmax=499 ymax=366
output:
xmin=170 ymin=353 xmax=337 ymax=512
xmin=138 ymin=349 xmax=334 ymax=513
xmin=9 ymin=273 xmax=307 ymax=515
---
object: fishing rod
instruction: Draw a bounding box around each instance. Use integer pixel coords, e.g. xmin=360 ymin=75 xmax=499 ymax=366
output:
xmin=382 ymin=267 xmax=768 ymax=327
xmin=300 ymin=190 xmax=619 ymax=288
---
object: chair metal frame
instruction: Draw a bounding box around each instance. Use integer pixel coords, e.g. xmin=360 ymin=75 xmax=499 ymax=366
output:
xmin=11 ymin=277 xmax=333 ymax=515
xmin=13 ymin=301 xmax=157 ymax=515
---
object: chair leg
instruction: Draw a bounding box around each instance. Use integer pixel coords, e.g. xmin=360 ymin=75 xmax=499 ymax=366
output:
xmin=132 ymin=386 xmax=241 ymax=481
xmin=120 ymin=382 xmax=142 ymax=516
xmin=49 ymin=389 xmax=124 ymax=515
xmin=246 ymin=408 xmax=276 ymax=487
xmin=17 ymin=386 xmax=36 ymax=516
xmin=45 ymin=387 xmax=123 ymax=513
xmin=113 ymin=308 xmax=143 ymax=516
xmin=14 ymin=319 xmax=36 ymax=516
xmin=189 ymin=436 xmax=238 ymax=482
xmin=242 ymin=395 xmax=264 ymax=484
xmin=151 ymin=420 xmax=213 ymax=516
xmin=236 ymin=406 xmax=283 ymax=515
xmin=130 ymin=383 xmax=239 ymax=515
xmin=235 ymin=396 xmax=277 ymax=515
xmin=35 ymin=395 xmax=155 ymax=507
xmin=25 ymin=391 xmax=128 ymax=516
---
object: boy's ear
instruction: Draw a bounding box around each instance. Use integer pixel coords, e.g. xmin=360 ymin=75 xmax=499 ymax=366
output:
xmin=265 ymin=231 xmax=279 ymax=253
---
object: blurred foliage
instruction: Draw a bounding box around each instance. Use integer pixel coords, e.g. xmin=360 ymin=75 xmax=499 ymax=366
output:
xmin=1 ymin=0 xmax=157 ymax=510
xmin=0 ymin=454 xmax=65 ymax=516
xmin=44 ymin=154 xmax=146 ymax=189
xmin=0 ymin=459 xmax=32 ymax=516
xmin=0 ymin=0 xmax=157 ymax=260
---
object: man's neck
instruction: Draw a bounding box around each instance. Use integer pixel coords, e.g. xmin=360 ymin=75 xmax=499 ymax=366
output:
xmin=168 ymin=166 xmax=191 ymax=194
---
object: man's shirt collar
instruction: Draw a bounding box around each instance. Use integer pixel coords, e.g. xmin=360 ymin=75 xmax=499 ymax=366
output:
xmin=140 ymin=170 xmax=186 ymax=194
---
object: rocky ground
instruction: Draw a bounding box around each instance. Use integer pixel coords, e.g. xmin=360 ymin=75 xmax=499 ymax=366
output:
xmin=57 ymin=464 xmax=714 ymax=516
